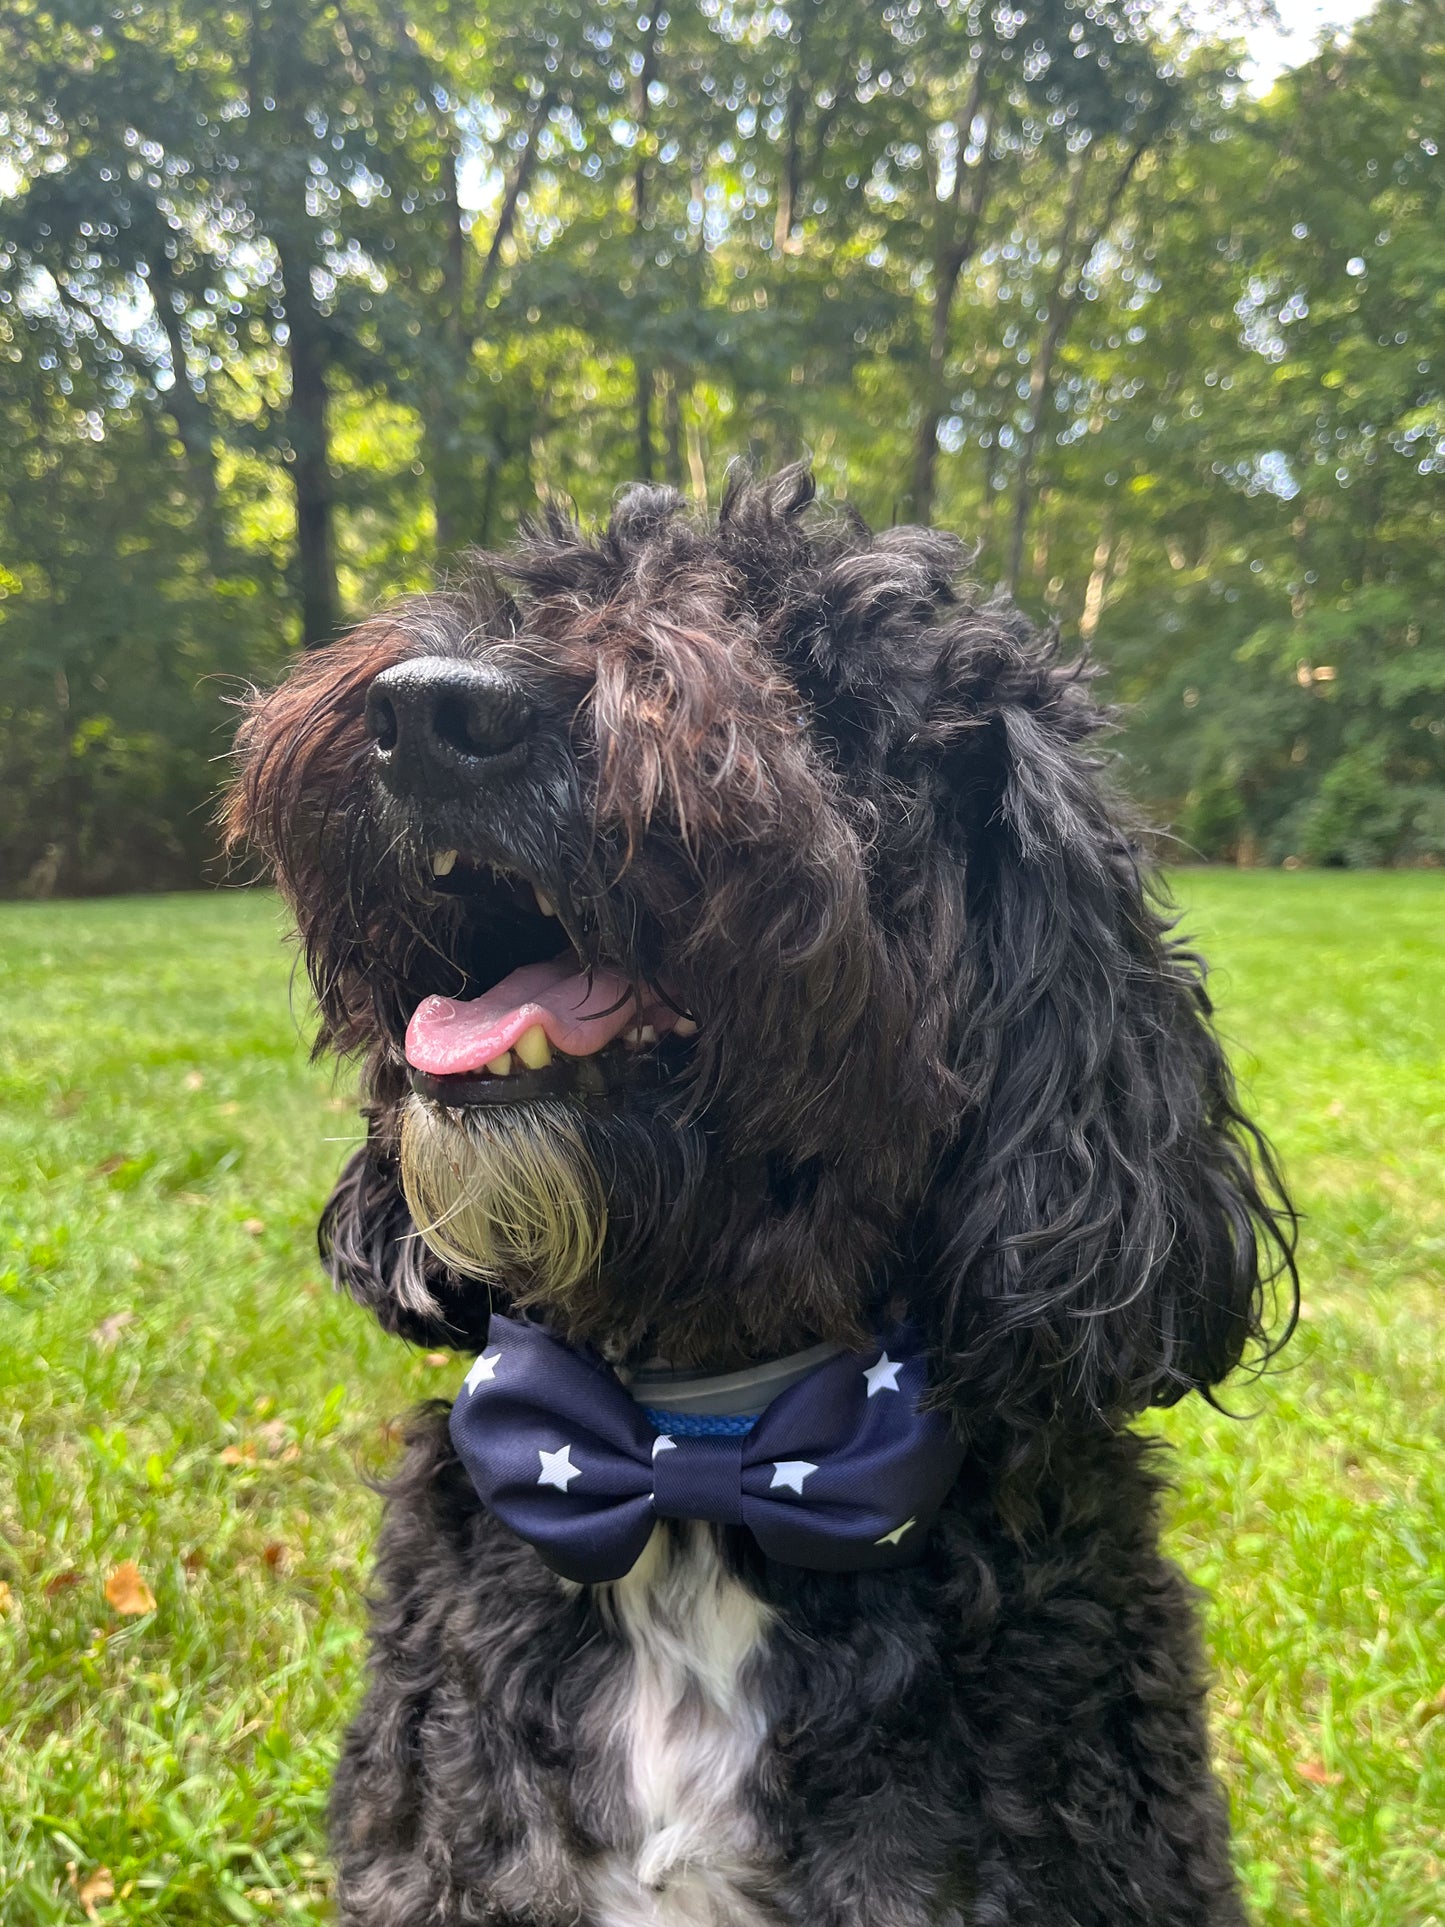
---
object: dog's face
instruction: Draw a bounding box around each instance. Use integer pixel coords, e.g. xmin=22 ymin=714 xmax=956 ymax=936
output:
xmin=229 ymin=471 xmax=1293 ymax=1430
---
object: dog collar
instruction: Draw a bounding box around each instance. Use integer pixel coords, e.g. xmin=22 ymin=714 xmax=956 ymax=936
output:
xmin=620 ymin=1338 xmax=847 ymax=1434
xmin=450 ymin=1313 xmax=965 ymax=1584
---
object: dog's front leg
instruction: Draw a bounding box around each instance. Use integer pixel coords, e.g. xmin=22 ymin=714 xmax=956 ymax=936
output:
xmin=957 ymin=1539 xmax=1250 ymax=1927
xmin=329 ymin=1410 xmax=626 ymax=1927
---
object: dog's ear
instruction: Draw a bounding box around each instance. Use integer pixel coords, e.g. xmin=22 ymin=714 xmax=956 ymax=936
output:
xmin=320 ymin=1131 xmax=490 ymax=1351
xmin=915 ymin=619 xmax=1297 ymax=1434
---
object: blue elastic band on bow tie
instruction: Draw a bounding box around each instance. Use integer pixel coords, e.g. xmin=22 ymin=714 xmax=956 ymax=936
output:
xmin=639 ymin=1407 xmax=755 ymax=1437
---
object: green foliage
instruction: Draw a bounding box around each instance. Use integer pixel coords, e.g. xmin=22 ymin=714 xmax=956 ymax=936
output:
xmin=1095 ymin=3 xmax=1445 ymax=862
xmin=0 ymin=0 xmax=1440 ymax=891
xmin=0 ymin=878 xmax=1441 ymax=1921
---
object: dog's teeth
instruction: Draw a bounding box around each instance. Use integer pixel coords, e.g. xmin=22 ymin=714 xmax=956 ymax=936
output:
xmin=514 ymin=1024 xmax=552 ymax=1070
xmin=533 ymin=886 xmax=557 ymax=918
xmin=484 ymin=1052 xmax=512 ymax=1076
xmin=430 ymin=849 xmax=458 ymax=877
xmin=637 ymin=1024 xmax=658 ymax=1046
xmin=623 ymin=1025 xmax=643 ymax=1049
xmin=671 ymin=1016 xmax=698 ymax=1038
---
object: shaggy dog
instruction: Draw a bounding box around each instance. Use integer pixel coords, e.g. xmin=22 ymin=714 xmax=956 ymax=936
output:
xmin=227 ymin=467 xmax=1295 ymax=1927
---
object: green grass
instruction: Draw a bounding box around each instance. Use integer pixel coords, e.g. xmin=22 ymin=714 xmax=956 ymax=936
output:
xmin=1 ymin=876 xmax=1441 ymax=1926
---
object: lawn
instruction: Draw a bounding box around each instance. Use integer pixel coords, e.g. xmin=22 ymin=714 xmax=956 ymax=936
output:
xmin=1 ymin=874 xmax=1441 ymax=1926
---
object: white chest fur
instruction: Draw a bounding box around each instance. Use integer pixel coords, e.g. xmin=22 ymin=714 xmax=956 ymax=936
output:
xmin=586 ymin=1524 xmax=777 ymax=1927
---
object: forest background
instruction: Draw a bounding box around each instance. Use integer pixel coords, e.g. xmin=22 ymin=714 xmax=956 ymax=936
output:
xmin=0 ymin=0 xmax=1440 ymax=896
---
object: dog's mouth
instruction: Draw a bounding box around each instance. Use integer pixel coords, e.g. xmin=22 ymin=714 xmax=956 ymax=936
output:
xmin=403 ymin=848 xmax=697 ymax=1110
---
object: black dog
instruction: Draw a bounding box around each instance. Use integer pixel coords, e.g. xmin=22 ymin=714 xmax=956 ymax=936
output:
xmin=228 ymin=468 xmax=1295 ymax=1926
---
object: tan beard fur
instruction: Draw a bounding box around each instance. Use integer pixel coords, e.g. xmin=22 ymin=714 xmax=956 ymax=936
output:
xmin=399 ymin=1095 xmax=607 ymax=1298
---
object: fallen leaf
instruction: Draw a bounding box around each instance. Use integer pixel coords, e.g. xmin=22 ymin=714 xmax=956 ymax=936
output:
xmin=0 ymin=1580 xmax=12 ymax=1614
xmin=277 ymin=1443 xmax=302 ymax=1464
xmin=1295 ymin=1759 xmax=1342 ymax=1787
xmin=45 ymin=1569 xmax=83 ymax=1598
xmin=104 ymin=1560 xmax=156 ymax=1616
xmin=182 ymin=1547 xmax=207 ymax=1573
xmin=183 ymin=1070 xmax=205 ymax=1091
xmin=424 ymin=1352 xmax=450 ymax=1368
xmin=90 ymin=1154 xmax=132 ymax=1178
xmin=76 ymin=1865 xmax=114 ymax=1919
xmin=1419 ymin=1687 xmax=1445 ymax=1726
xmin=219 ymin=1442 xmax=257 ymax=1465
xmin=91 ymin=1310 xmax=135 ymax=1349
xmin=262 ymin=1542 xmax=288 ymax=1571
xmin=257 ymin=1419 xmax=288 ymax=1453
xmin=240 ymin=1217 xmax=265 ymax=1237
xmin=175 ymin=1190 xmax=210 ymax=1206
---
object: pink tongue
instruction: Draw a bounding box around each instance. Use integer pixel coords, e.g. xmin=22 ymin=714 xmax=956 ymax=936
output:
xmin=406 ymin=957 xmax=667 ymax=1076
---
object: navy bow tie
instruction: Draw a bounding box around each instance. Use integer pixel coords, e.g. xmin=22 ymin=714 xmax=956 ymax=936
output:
xmin=449 ymin=1312 xmax=964 ymax=1584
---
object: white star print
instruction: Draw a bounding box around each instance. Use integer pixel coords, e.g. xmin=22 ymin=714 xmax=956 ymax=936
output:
xmin=769 ymin=1460 xmax=818 ymax=1495
xmin=537 ymin=1444 xmax=580 ymax=1492
xmin=874 ymin=1517 xmax=916 ymax=1548
xmin=652 ymin=1435 xmax=677 ymax=1458
xmin=863 ymin=1352 xmax=903 ymax=1397
xmin=464 ymin=1350 xmax=501 ymax=1393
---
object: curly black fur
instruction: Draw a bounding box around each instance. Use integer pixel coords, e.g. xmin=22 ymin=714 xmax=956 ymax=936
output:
xmin=227 ymin=467 xmax=1295 ymax=1925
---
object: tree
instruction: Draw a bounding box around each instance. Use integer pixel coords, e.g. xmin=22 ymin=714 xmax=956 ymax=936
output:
xmin=0 ymin=0 xmax=1440 ymax=891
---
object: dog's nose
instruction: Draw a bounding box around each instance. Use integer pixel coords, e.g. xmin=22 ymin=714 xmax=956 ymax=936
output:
xmin=365 ymin=657 xmax=534 ymax=797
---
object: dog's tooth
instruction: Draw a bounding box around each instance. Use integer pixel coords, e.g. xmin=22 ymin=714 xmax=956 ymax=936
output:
xmin=637 ymin=1024 xmax=658 ymax=1047
xmin=514 ymin=1024 xmax=551 ymax=1070
xmin=671 ymin=1016 xmax=698 ymax=1038
xmin=533 ymin=885 xmax=557 ymax=918
xmin=430 ymin=849 xmax=458 ymax=878
xmin=484 ymin=1052 xmax=512 ymax=1076
xmin=622 ymin=1025 xmax=644 ymax=1049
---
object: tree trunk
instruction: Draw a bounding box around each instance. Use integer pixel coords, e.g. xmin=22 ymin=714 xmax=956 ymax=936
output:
xmin=773 ymin=90 xmax=805 ymax=251
xmin=772 ymin=0 xmax=813 ymax=252
xmin=432 ymin=141 xmax=470 ymax=560
xmin=476 ymin=102 xmax=548 ymax=310
xmin=632 ymin=10 xmax=661 ymax=481
xmin=1006 ymin=136 xmax=1151 ymax=597
xmin=662 ymin=371 xmax=685 ymax=489
xmin=685 ymin=402 xmax=709 ymax=508
xmin=1079 ymin=523 xmax=1113 ymax=641
xmin=278 ymin=244 xmax=338 ymax=648
xmin=636 ymin=369 xmax=655 ymax=484
xmin=908 ymin=74 xmax=994 ymax=523
xmin=1005 ymin=156 xmax=1091 ymax=597
xmin=249 ymin=2 xmax=337 ymax=645
xmin=433 ymin=97 xmax=551 ymax=558
xmin=149 ymin=284 xmax=227 ymax=570
xmin=427 ymin=408 xmax=475 ymax=566
xmin=772 ymin=11 xmax=859 ymax=266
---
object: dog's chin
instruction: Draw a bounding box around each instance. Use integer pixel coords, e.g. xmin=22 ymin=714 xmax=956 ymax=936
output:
xmin=399 ymin=1094 xmax=608 ymax=1300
